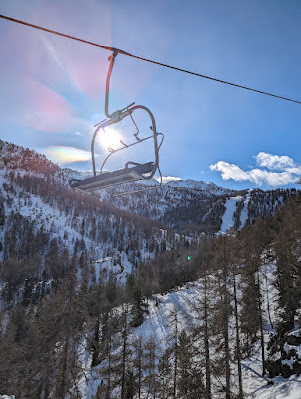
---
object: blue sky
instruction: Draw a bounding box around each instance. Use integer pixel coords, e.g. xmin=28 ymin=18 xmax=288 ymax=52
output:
xmin=1 ymin=0 xmax=301 ymax=189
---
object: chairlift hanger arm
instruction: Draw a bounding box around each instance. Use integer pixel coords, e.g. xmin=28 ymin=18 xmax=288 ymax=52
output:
xmin=105 ymin=50 xmax=135 ymax=123
xmin=105 ymin=51 xmax=117 ymax=119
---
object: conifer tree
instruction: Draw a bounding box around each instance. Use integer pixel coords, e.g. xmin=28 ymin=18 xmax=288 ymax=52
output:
xmin=158 ymin=349 xmax=172 ymax=399
xmin=143 ymin=335 xmax=158 ymax=398
xmin=132 ymin=335 xmax=143 ymax=399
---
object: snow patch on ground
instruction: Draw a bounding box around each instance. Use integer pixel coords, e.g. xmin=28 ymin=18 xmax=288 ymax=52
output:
xmin=252 ymin=376 xmax=301 ymax=399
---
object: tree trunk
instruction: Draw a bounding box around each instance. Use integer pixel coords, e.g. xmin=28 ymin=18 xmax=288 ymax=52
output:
xmin=233 ymin=273 xmax=243 ymax=398
xmin=121 ymin=308 xmax=128 ymax=399
xmin=173 ymin=312 xmax=178 ymax=399
xmin=107 ymin=329 xmax=112 ymax=399
xmin=257 ymin=273 xmax=265 ymax=376
xmin=204 ymin=271 xmax=211 ymax=399
xmin=223 ymin=240 xmax=231 ymax=399
xmin=137 ymin=339 xmax=142 ymax=399
xmin=58 ymin=333 xmax=70 ymax=398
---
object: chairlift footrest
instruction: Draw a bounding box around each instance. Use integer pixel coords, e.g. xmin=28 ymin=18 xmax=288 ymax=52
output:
xmin=70 ymin=162 xmax=154 ymax=192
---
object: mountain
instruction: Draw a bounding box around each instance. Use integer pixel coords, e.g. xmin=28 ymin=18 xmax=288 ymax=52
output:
xmin=0 ymin=140 xmax=180 ymax=288
xmin=64 ymin=167 xmax=237 ymax=234
xmin=64 ymin=169 xmax=231 ymax=194
xmin=0 ymin=139 xmax=300 ymax=398
xmin=65 ymin=165 xmax=299 ymax=237
xmin=165 ymin=178 xmax=230 ymax=194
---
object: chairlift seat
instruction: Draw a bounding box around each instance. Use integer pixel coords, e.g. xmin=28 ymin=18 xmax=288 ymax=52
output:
xmin=70 ymin=162 xmax=154 ymax=192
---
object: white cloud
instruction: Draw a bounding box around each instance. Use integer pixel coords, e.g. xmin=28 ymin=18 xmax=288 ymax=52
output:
xmin=286 ymin=166 xmax=301 ymax=174
xmin=255 ymin=152 xmax=295 ymax=170
xmin=210 ymin=152 xmax=301 ymax=186
xmin=210 ymin=162 xmax=249 ymax=182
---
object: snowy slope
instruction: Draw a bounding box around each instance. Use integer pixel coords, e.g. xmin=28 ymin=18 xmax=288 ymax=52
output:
xmin=78 ymin=262 xmax=301 ymax=399
xmin=219 ymin=191 xmax=250 ymax=233
xmin=2 ymin=141 xmax=297 ymax=236
xmin=220 ymin=196 xmax=242 ymax=233
xmin=0 ymin=169 xmax=171 ymax=284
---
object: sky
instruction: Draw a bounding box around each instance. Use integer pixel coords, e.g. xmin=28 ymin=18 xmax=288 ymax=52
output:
xmin=0 ymin=0 xmax=301 ymax=190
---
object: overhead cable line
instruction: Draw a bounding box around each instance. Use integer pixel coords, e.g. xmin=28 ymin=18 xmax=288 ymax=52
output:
xmin=1 ymin=13 xmax=301 ymax=106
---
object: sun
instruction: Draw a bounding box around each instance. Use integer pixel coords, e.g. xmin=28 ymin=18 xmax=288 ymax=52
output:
xmin=99 ymin=126 xmax=123 ymax=151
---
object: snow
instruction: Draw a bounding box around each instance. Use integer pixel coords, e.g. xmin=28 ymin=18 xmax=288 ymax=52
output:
xmin=0 ymin=170 xmax=164 ymax=279
xmin=64 ymin=165 xmax=233 ymax=195
xmin=165 ymin=178 xmax=231 ymax=195
xmin=288 ymin=329 xmax=301 ymax=338
xmin=282 ymin=358 xmax=294 ymax=370
xmin=78 ymin=262 xmax=301 ymax=399
xmin=252 ymin=376 xmax=301 ymax=399
xmin=219 ymin=192 xmax=252 ymax=233
xmin=220 ymin=195 xmax=242 ymax=233
xmin=284 ymin=342 xmax=301 ymax=356
xmin=70 ymin=336 xmax=93 ymax=399
xmin=2 ymin=141 xmax=300 ymax=398
xmin=166 ymin=179 xmax=212 ymax=190
xmin=91 ymin=256 xmax=113 ymax=263
xmin=284 ymin=342 xmax=301 ymax=359
xmin=64 ymin=168 xmax=234 ymax=227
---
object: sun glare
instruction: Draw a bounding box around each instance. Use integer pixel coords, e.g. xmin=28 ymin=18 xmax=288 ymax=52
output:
xmin=99 ymin=126 xmax=123 ymax=151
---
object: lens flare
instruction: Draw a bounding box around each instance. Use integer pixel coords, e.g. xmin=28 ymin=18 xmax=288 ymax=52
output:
xmin=43 ymin=146 xmax=92 ymax=164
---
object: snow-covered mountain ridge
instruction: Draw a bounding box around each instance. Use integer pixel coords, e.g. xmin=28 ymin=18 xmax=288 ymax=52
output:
xmin=1 ymin=139 xmax=299 ymax=237
xmin=165 ymin=178 xmax=229 ymax=194
xmin=64 ymin=168 xmax=233 ymax=195
xmin=64 ymin=167 xmax=238 ymax=232
xmin=64 ymin=168 xmax=300 ymax=235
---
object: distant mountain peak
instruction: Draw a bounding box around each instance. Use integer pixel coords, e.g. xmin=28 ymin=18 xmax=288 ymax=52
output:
xmin=164 ymin=178 xmax=231 ymax=194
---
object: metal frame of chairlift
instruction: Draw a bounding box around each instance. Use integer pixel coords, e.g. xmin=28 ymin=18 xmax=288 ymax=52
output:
xmin=70 ymin=50 xmax=163 ymax=196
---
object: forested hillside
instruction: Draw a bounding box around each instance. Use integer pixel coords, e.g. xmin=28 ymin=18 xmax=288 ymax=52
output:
xmin=0 ymin=140 xmax=300 ymax=398
xmin=0 ymin=140 xmax=191 ymax=308
xmin=66 ymin=167 xmax=298 ymax=235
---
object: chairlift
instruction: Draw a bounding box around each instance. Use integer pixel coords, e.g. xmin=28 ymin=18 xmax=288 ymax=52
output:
xmin=70 ymin=50 xmax=163 ymax=196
